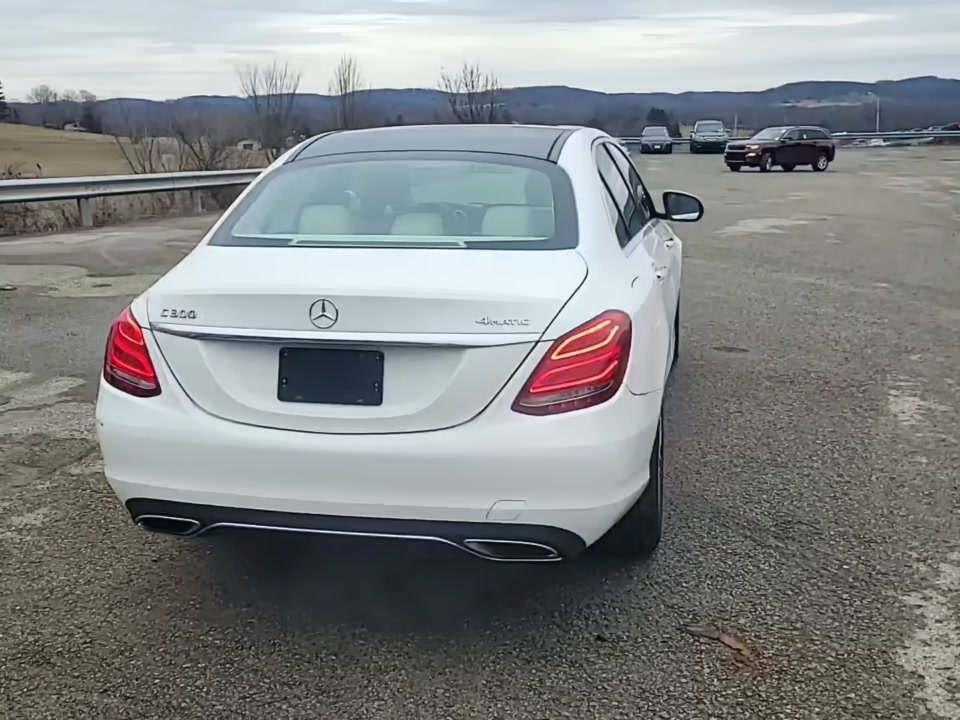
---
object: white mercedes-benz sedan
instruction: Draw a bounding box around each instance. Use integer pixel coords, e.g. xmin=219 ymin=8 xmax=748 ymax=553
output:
xmin=96 ymin=124 xmax=703 ymax=562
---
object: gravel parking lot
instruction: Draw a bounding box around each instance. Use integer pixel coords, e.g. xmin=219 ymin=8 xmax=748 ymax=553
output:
xmin=1 ymin=147 xmax=958 ymax=720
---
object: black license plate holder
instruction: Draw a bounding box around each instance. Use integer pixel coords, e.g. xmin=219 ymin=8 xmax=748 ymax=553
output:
xmin=278 ymin=348 xmax=383 ymax=405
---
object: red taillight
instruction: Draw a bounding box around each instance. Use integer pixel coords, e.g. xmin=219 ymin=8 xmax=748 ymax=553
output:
xmin=513 ymin=310 xmax=631 ymax=416
xmin=103 ymin=307 xmax=160 ymax=397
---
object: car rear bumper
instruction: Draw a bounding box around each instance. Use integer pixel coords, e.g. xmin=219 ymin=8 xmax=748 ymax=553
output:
xmin=640 ymin=143 xmax=672 ymax=153
xmin=97 ymin=377 xmax=663 ymax=554
xmin=126 ymin=498 xmax=587 ymax=561
xmin=691 ymin=140 xmax=728 ymax=152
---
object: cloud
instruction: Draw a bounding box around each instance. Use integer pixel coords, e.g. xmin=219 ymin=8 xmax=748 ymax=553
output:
xmin=0 ymin=1 xmax=958 ymax=99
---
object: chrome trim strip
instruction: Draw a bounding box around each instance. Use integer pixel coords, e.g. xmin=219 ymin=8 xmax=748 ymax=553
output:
xmin=140 ymin=520 xmax=565 ymax=563
xmin=149 ymin=323 xmax=540 ymax=349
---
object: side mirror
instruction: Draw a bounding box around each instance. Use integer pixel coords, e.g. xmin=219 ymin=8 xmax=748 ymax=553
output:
xmin=662 ymin=191 xmax=704 ymax=223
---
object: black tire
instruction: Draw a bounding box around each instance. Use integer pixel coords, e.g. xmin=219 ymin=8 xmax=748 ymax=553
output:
xmin=690 ymin=144 xmax=699 ymax=154
xmin=760 ymin=153 xmax=774 ymax=172
xmin=671 ymin=302 xmax=680 ymax=370
xmin=781 ymin=163 xmax=796 ymax=172
xmin=727 ymin=164 xmax=741 ymax=172
xmin=813 ymin=152 xmax=829 ymax=172
xmin=599 ymin=414 xmax=664 ymax=559
xmin=667 ymin=146 xmax=673 ymax=154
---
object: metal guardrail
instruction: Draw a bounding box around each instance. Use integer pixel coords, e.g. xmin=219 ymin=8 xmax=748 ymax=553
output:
xmin=0 ymin=169 xmax=262 ymax=226
xmin=830 ymin=130 xmax=960 ymax=140
xmin=620 ymin=130 xmax=960 ymax=144
xmin=620 ymin=137 xmax=739 ymax=144
xmin=2 ymin=130 xmax=958 ymax=228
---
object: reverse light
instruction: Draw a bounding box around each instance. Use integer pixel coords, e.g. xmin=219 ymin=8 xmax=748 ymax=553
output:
xmin=103 ymin=307 xmax=161 ymax=397
xmin=513 ymin=310 xmax=631 ymax=416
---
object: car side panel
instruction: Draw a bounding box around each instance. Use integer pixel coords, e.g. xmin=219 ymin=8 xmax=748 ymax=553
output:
xmin=556 ymin=133 xmax=671 ymax=395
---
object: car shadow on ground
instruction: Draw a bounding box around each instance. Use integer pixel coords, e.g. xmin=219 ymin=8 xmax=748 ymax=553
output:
xmin=159 ymin=529 xmax=661 ymax=638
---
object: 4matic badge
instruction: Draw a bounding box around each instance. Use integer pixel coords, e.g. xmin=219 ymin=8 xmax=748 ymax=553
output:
xmin=475 ymin=316 xmax=531 ymax=328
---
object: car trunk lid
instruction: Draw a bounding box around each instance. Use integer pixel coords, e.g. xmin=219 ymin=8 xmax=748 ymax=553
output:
xmin=147 ymin=246 xmax=587 ymax=433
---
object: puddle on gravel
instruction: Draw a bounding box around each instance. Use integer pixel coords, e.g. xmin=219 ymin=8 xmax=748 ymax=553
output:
xmin=0 ymin=263 xmax=156 ymax=297
xmin=898 ymin=553 xmax=960 ymax=720
xmin=886 ymin=376 xmax=952 ymax=429
xmin=0 ymin=368 xmax=92 ymax=439
xmin=716 ymin=218 xmax=811 ymax=236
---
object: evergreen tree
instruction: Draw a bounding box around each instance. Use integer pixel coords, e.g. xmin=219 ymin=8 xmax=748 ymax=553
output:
xmin=80 ymin=102 xmax=102 ymax=133
xmin=0 ymin=80 xmax=9 ymax=122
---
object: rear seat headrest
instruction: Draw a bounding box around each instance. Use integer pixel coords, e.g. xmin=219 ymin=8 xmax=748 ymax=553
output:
xmin=298 ymin=204 xmax=353 ymax=234
xmin=390 ymin=213 xmax=445 ymax=236
xmin=481 ymin=206 xmax=554 ymax=237
xmin=524 ymin=172 xmax=553 ymax=206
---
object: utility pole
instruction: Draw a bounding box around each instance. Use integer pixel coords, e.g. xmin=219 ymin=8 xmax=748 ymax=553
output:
xmin=875 ymin=94 xmax=881 ymax=133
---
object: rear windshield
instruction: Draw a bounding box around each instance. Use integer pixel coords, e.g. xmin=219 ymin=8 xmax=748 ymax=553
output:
xmin=210 ymin=152 xmax=577 ymax=250
xmin=642 ymin=127 xmax=669 ymax=137
xmin=696 ymin=121 xmax=724 ymax=132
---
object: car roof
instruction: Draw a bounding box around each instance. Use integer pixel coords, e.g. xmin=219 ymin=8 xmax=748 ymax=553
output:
xmin=294 ymin=124 xmax=576 ymax=162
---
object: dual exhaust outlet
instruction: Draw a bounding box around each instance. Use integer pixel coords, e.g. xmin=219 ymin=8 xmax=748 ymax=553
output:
xmin=135 ymin=515 xmax=562 ymax=562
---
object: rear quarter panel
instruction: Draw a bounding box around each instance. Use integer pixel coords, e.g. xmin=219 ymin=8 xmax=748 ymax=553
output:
xmin=554 ymin=131 xmax=672 ymax=395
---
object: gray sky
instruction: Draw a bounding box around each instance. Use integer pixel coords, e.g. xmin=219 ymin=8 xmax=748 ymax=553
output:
xmin=2 ymin=0 xmax=959 ymax=100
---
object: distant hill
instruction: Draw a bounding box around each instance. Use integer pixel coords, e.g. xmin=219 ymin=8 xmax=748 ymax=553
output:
xmin=8 ymin=76 xmax=960 ymax=138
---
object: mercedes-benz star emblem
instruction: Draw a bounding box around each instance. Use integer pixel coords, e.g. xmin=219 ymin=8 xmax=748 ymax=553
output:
xmin=309 ymin=299 xmax=339 ymax=329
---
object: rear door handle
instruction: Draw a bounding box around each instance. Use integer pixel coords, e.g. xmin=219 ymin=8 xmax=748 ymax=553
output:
xmin=655 ymin=266 xmax=669 ymax=281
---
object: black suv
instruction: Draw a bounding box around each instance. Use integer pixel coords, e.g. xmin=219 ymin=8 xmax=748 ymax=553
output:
xmin=725 ymin=126 xmax=836 ymax=172
xmin=690 ymin=120 xmax=730 ymax=153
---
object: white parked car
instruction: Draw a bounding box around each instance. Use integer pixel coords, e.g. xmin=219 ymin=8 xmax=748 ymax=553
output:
xmin=96 ymin=125 xmax=703 ymax=562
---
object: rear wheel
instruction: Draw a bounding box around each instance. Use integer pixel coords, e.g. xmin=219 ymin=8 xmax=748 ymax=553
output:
xmin=813 ymin=152 xmax=829 ymax=172
xmin=760 ymin=153 xmax=774 ymax=172
xmin=781 ymin=163 xmax=796 ymax=172
xmin=599 ymin=413 xmax=664 ymax=559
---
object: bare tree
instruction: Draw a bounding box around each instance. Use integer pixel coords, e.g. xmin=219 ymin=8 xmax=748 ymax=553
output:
xmin=170 ymin=111 xmax=236 ymax=171
xmin=26 ymin=85 xmax=58 ymax=104
xmin=27 ymin=84 xmax=61 ymax=126
xmin=78 ymin=89 xmax=97 ymax=104
xmin=238 ymin=61 xmax=302 ymax=162
xmin=439 ymin=63 xmax=503 ymax=123
xmin=58 ymin=89 xmax=82 ymax=125
xmin=111 ymin=105 xmax=166 ymax=174
xmin=329 ymin=54 xmax=365 ymax=130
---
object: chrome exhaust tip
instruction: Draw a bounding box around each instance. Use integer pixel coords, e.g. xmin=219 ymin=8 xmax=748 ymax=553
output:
xmin=462 ymin=539 xmax=562 ymax=562
xmin=136 ymin=515 xmax=201 ymax=537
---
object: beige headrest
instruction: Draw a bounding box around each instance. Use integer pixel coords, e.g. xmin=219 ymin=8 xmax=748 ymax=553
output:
xmin=481 ymin=206 xmax=554 ymax=237
xmin=390 ymin=212 xmax=445 ymax=236
xmin=298 ymin=205 xmax=353 ymax=234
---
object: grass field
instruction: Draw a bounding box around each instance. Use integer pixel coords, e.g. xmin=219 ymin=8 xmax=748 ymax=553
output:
xmin=0 ymin=123 xmax=133 ymax=177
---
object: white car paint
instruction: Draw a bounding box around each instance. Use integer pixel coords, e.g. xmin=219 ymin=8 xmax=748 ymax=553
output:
xmin=96 ymin=126 xmax=699 ymax=561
